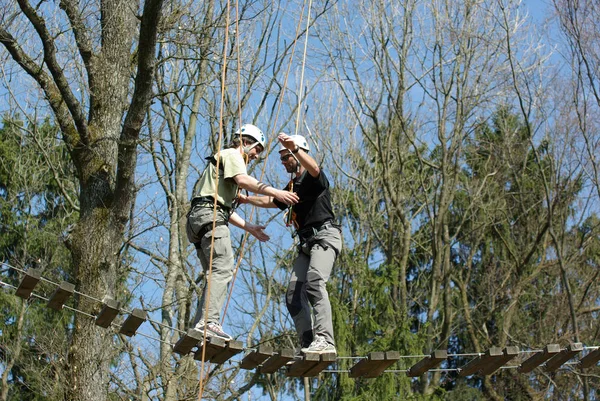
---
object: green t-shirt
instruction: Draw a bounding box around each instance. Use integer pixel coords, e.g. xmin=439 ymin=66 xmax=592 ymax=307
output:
xmin=195 ymin=148 xmax=247 ymax=208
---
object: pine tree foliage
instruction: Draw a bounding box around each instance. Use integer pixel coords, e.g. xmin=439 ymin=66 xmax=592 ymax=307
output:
xmin=0 ymin=117 xmax=78 ymax=401
xmin=306 ymin=107 xmax=600 ymax=399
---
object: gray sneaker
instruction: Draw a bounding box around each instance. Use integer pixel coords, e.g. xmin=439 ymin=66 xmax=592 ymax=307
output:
xmin=194 ymin=320 xmax=233 ymax=341
xmin=302 ymin=335 xmax=336 ymax=354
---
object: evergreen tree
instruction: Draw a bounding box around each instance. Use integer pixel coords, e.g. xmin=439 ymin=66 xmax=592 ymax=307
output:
xmin=0 ymin=117 xmax=78 ymax=401
xmin=315 ymin=120 xmax=433 ymax=399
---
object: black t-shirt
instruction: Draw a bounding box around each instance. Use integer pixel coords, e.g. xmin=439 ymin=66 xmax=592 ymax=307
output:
xmin=273 ymin=169 xmax=335 ymax=229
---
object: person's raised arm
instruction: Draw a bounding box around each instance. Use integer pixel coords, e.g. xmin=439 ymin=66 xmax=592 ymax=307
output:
xmin=278 ymin=133 xmax=320 ymax=177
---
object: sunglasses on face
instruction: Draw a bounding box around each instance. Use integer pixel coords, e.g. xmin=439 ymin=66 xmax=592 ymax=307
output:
xmin=280 ymin=154 xmax=293 ymax=162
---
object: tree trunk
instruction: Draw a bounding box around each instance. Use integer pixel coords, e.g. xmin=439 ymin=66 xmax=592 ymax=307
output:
xmin=1 ymin=302 xmax=26 ymax=401
xmin=0 ymin=0 xmax=163 ymax=398
xmin=67 ymin=210 xmax=123 ymax=401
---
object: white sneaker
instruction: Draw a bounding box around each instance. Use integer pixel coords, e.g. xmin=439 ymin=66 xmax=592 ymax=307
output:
xmin=302 ymin=335 xmax=336 ymax=354
xmin=194 ymin=320 xmax=233 ymax=341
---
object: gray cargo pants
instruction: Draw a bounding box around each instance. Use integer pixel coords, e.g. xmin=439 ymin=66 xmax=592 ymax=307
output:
xmin=186 ymin=205 xmax=233 ymax=324
xmin=286 ymin=225 xmax=342 ymax=347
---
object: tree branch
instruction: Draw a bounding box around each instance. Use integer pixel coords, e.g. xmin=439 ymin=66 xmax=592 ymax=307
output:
xmin=58 ymin=0 xmax=96 ymax=89
xmin=15 ymin=0 xmax=89 ymax=143
xmin=0 ymin=28 xmax=80 ymax=153
xmin=115 ymin=0 xmax=164 ymax=221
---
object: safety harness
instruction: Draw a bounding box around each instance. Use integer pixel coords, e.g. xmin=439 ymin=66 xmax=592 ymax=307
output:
xmin=187 ymin=154 xmax=240 ymax=250
xmin=287 ymin=171 xmax=341 ymax=258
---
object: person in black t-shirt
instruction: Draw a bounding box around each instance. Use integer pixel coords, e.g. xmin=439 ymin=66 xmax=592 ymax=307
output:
xmin=240 ymin=133 xmax=342 ymax=354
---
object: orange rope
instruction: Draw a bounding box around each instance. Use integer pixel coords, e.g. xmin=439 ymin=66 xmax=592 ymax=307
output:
xmin=236 ymin=0 xmax=243 ymax=140
xmin=197 ymin=0 xmax=231 ymax=399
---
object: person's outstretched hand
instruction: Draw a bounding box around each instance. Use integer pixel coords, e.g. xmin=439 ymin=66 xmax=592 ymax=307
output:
xmin=246 ymin=223 xmax=270 ymax=242
xmin=237 ymin=193 xmax=249 ymax=204
xmin=274 ymin=189 xmax=299 ymax=205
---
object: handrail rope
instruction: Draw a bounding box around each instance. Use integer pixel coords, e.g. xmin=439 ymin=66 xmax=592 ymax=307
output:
xmin=266 ymin=0 xmax=308 ymax=149
xmin=294 ymin=0 xmax=314 ymax=137
xmin=221 ymin=0 xmax=258 ymax=329
xmin=0 ymin=262 xmax=187 ymax=335
xmin=2 ymin=278 xmax=599 ymax=378
xmin=0 ymin=279 xmax=173 ymax=347
xmin=198 ymin=0 xmax=233 ymax=399
xmin=5 ymin=263 xmax=600 ymax=360
xmin=221 ymin=0 xmax=310 ymax=343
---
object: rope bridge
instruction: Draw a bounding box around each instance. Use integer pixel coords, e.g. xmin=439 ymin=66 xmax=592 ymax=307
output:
xmin=3 ymin=264 xmax=599 ymax=379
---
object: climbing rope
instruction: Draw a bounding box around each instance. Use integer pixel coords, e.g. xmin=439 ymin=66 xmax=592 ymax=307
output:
xmin=196 ymin=0 xmax=231 ymax=397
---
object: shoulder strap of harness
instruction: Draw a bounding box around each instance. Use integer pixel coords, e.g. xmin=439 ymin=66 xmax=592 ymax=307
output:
xmin=206 ymin=155 xmax=224 ymax=171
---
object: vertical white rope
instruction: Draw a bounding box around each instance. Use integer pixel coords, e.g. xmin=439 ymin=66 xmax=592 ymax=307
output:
xmin=294 ymin=0 xmax=314 ymax=136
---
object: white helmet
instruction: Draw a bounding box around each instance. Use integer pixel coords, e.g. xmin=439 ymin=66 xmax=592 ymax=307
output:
xmin=279 ymin=134 xmax=310 ymax=153
xmin=236 ymin=124 xmax=266 ymax=149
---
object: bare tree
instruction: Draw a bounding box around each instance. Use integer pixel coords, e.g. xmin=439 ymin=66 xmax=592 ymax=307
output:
xmin=109 ymin=0 xmax=333 ymax=399
xmin=310 ymin=0 xmax=599 ymax=399
xmin=0 ymin=0 xmax=163 ymax=399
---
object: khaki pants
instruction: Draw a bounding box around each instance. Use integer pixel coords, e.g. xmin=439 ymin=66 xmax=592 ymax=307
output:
xmin=286 ymin=226 xmax=342 ymax=347
xmin=186 ymin=205 xmax=232 ymax=324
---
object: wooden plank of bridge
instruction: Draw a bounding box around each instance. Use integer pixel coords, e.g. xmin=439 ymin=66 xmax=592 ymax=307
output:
xmin=95 ymin=297 xmax=120 ymax=328
xmin=349 ymin=352 xmax=385 ymax=378
xmin=240 ymin=345 xmax=273 ymax=370
xmin=15 ymin=268 xmax=41 ymax=299
xmin=194 ymin=337 xmax=227 ymax=362
xmin=407 ymin=350 xmax=447 ymax=377
xmin=302 ymin=353 xmax=337 ymax=377
xmin=286 ymin=353 xmax=321 ymax=377
xmin=210 ymin=340 xmax=244 ymax=365
xmin=259 ymin=349 xmax=295 ymax=374
xmin=578 ymin=349 xmax=600 ymax=369
xmin=363 ymin=351 xmax=400 ymax=378
xmin=119 ymin=308 xmax=147 ymax=337
xmin=545 ymin=342 xmax=583 ymax=372
xmin=173 ymin=329 xmax=202 ymax=355
xmin=47 ymin=281 xmax=75 ymax=311
xmin=479 ymin=346 xmax=520 ymax=376
xmin=518 ymin=344 xmax=560 ymax=373
xmin=459 ymin=347 xmax=503 ymax=377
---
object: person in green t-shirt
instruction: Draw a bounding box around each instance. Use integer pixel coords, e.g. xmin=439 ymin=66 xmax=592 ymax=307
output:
xmin=186 ymin=124 xmax=299 ymax=341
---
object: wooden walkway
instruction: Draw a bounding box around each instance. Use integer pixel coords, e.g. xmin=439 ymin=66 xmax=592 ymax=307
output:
xmin=11 ymin=268 xmax=600 ymax=378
